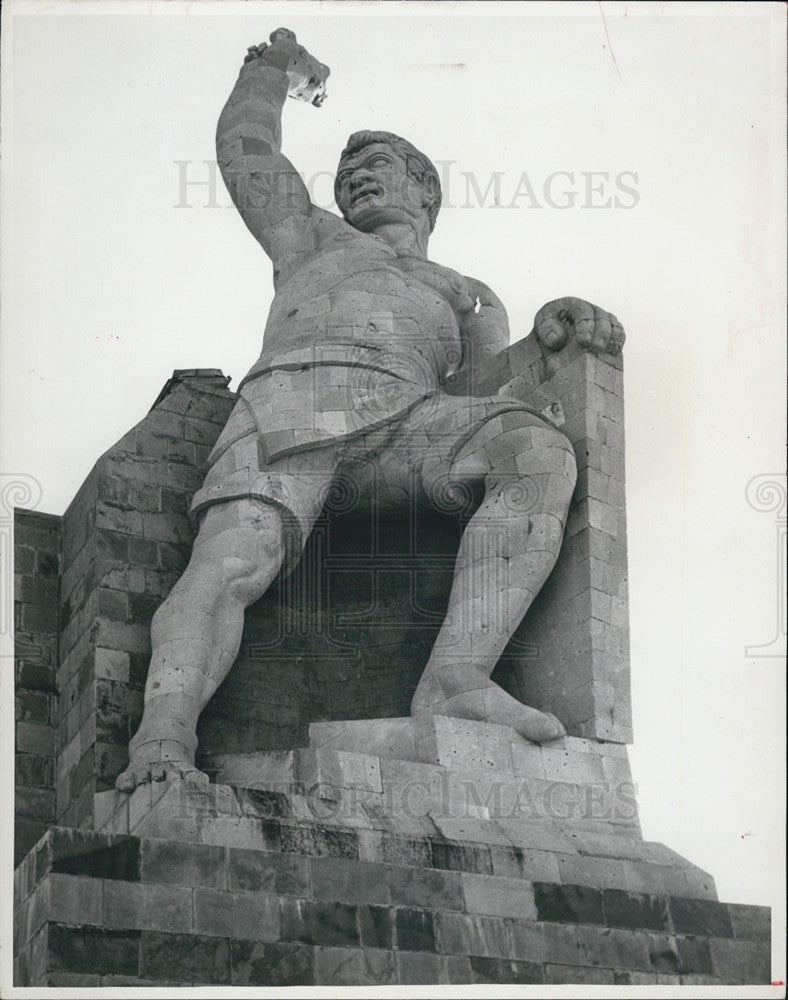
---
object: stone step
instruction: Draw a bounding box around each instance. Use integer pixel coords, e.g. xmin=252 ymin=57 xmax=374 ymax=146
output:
xmin=91 ymin=772 xmax=715 ymax=901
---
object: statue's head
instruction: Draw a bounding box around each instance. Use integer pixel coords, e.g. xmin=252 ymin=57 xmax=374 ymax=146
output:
xmin=335 ymin=131 xmax=442 ymax=234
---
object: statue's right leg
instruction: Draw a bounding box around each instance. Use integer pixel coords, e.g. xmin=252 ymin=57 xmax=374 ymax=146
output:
xmin=115 ymin=498 xmax=286 ymax=791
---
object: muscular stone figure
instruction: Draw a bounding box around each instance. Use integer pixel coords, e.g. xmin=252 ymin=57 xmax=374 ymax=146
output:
xmin=117 ymin=30 xmax=625 ymax=791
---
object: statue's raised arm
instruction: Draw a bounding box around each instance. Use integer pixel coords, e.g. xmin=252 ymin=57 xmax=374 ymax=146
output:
xmin=217 ymin=29 xmax=330 ymax=269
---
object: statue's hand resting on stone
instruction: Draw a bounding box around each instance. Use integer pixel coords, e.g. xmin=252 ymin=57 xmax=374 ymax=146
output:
xmin=245 ymin=28 xmax=330 ymax=106
xmin=534 ymin=297 xmax=625 ymax=356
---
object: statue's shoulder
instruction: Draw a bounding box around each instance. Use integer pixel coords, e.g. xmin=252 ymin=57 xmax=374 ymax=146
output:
xmin=456 ymin=274 xmax=510 ymax=361
xmin=463 ymin=275 xmax=506 ymax=311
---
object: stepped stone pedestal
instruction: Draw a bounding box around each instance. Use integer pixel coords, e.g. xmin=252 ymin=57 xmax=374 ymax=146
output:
xmin=14 ymin=716 xmax=770 ymax=987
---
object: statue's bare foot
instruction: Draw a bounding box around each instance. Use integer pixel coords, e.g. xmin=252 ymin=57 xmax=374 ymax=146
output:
xmin=411 ymin=666 xmax=565 ymax=744
xmin=115 ymin=737 xmax=202 ymax=793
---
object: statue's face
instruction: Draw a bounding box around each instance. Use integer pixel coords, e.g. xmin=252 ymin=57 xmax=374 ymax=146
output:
xmin=335 ymin=143 xmax=430 ymax=231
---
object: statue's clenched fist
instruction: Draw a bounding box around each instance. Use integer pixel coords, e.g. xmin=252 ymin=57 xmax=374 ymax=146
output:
xmin=246 ymin=28 xmax=330 ymax=106
xmin=534 ymin=297 xmax=625 ymax=356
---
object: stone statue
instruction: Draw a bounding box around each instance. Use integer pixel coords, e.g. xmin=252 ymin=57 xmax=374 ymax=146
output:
xmin=116 ymin=29 xmax=625 ymax=792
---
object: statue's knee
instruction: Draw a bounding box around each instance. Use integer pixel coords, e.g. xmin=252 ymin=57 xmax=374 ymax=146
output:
xmin=494 ymin=424 xmax=576 ymax=472
xmin=557 ymin=433 xmax=578 ymax=482
xmin=484 ymin=427 xmax=576 ymax=519
xmin=222 ymin=555 xmax=276 ymax=603
xmin=150 ymin=600 xmax=171 ymax=637
xmin=529 ymin=426 xmax=577 ymax=480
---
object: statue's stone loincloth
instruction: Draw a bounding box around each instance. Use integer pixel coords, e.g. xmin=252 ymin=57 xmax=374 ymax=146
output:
xmin=190 ymin=352 xmax=565 ymax=572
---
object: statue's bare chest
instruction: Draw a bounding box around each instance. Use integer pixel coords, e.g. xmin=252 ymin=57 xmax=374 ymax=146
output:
xmin=383 ymin=254 xmax=476 ymax=319
xmin=274 ymin=237 xmax=475 ymax=322
xmin=267 ymin=234 xmax=484 ymax=378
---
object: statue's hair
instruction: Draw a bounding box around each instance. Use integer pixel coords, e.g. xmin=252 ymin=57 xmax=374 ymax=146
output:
xmin=336 ymin=130 xmax=442 ymax=232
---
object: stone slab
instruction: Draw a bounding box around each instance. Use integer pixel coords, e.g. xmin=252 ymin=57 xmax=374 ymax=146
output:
xmin=309 ymin=718 xmax=419 ymax=762
xmin=307 ymin=715 xmax=631 ymax=770
xmin=205 ymin=750 xmax=296 ymax=788
xmin=89 ymin=766 xmax=713 ymax=907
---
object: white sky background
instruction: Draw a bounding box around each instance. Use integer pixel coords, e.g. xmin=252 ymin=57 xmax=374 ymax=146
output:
xmin=1 ymin=0 xmax=785 ymax=979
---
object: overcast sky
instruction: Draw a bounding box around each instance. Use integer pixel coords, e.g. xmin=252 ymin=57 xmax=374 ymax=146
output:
xmin=1 ymin=0 xmax=785 ymax=971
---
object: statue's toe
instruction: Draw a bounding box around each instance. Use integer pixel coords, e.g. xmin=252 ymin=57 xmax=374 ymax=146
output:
xmin=115 ymin=768 xmax=139 ymax=793
xmin=539 ymin=713 xmax=565 ymax=742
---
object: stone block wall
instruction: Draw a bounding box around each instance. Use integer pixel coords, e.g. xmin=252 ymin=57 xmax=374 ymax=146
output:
xmin=56 ymin=467 xmax=100 ymax=831
xmin=14 ymin=510 xmax=61 ymax=865
xmin=52 ymin=370 xmax=233 ymax=829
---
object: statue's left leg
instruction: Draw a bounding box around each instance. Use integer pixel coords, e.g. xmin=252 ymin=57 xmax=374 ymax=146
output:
xmin=411 ymin=417 xmax=576 ymax=742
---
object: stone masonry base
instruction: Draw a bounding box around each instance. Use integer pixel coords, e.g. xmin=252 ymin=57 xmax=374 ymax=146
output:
xmin=14 ymin=717 xmax=771 ymax=987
